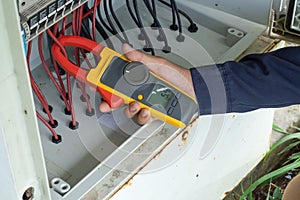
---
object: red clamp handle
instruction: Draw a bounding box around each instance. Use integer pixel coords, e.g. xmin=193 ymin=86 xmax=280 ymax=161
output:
xmin=51 ymin=36 xmax=124 ymax=108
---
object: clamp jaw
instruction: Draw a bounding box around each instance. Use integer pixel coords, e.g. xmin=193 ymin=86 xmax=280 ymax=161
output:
xmin=51 ymin=36 xmax=124 ymax=108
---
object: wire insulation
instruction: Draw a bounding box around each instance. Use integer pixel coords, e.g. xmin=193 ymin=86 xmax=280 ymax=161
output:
xmin=131 ymin=0 xmax=155 ymax=55
xmin=108 ymin=0 xmax=130 ymax=43
xmin=158 ymin=0 xmax=198 ymax=32
xmin=36 ymin=111 xmax=59 ymax=140
xmin=38 ymin=33 xmax=70 ymax=111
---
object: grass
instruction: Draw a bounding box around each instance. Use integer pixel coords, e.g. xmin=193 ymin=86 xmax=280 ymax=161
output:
xmin=239 ymin=125 xmax=300 ymax=200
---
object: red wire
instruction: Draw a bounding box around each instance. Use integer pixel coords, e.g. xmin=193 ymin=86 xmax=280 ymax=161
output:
xmin=62 ymin=17 xmax=67 ymax=35
xmin=71 ymin=9 xmax=93 ymax=113
xmin=36 ymin=111 xmax=59 ymax=140
xmin=82 ymin=0 xmax=102 ymax=19
xmin=79 ymin=50 xmax=93 ymax=69
xmin=47 ymin=29 xmax=68 ymax=56
xmin=52 ymin=23 xmax=68 ymax=97
xmin=66 ymin=73 xmax=77 ymax=126
xmin=48 ymin=26 xmax=77 ymax=126
xmin=30 ymin=77 xmax=56 ymax=125
xmin=77 ymin=81 xmax=93 ymax=112
xmin=47 ymin=25 xmax=69 ymax=98
xmin=75 ymin=5 xmax=93 ymax=69
xmin=77 ymin=6 xmax=83 ymax=35
xmin=38 ymin=33 xmax=70 ymax=110
xmin=55 ymin=2 xmax=101 ymax=37
xmin=27 ymin=41 xmax=56 ymax=126
xmin=92 ymin=0 xmax=98 ymax=41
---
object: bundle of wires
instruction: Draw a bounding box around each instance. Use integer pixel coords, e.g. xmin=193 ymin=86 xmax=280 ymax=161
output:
xmin=158 ymin=0 xmax=198 ymax=33
xmin=97 ymin=0 xmax=129 ymax=45
xmin=126 ymin=0 xmax=156 ymax=55
xmin=142 ymin=0 xmax=171 ymax=52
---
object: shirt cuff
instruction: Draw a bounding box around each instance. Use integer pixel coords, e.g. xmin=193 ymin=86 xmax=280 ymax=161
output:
xmin=190 ymin=67 xmax=212 ymax=115
xmin=190 ymin=65 xmax=229 ymax=115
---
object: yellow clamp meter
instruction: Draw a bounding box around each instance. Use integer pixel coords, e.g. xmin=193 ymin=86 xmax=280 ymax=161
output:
xmin=87 ymin=48 xmax=198 ymax=128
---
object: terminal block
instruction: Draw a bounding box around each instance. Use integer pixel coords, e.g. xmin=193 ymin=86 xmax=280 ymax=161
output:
xmin=18 ymin=0 xmax=88 ymax=42
xmin=269 ymin=0 xmax=300 ymax=43
xmin=286 ymin=0 xmax=300 ymax=33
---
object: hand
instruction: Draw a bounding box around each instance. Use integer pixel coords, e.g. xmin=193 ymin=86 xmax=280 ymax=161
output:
xmin=99 ymin=44 xmax=196 ymax=125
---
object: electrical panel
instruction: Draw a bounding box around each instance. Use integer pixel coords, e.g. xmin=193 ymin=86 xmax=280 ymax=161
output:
xmin=270 ymin=0 xmax=300 ymax=43
xmin=0 ymin=0 xmax=288 ymax=199
xmin=19 ymin=0 xmax=88 ymax=41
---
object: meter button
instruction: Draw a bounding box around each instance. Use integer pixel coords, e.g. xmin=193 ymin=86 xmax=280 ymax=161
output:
xmin=137 ymin=94 xmax=144 ymax=101
xmin=171 ymin=99 xmax=178 ymax=107
xmin=124 ymin=62 xmax=149 ymax=86
xmin=167 ymin=107 xmax=174 ymax=115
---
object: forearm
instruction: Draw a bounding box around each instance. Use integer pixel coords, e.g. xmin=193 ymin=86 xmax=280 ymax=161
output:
xmin=191 ymin=46 xmax=300 ymax=115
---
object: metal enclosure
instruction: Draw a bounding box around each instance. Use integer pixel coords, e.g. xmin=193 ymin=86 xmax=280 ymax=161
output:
xmin=0 ymin=0 xmax=280 ymax=199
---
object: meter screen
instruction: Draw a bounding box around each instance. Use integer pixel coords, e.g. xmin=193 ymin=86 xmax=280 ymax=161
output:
xmin=147 ymin=84 xmax=174 ymax=108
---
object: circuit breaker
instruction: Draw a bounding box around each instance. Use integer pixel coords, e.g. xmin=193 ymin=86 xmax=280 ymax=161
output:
xmin=0 ymin=0 xmax=297 ymax=200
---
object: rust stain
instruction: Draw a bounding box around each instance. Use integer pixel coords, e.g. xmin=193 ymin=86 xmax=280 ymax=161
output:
xmin=118 ymin=177 xmax=133 ymax=191
xmin=265 ymin=40 xmax=282 ymax=52
xmin=123 ymin=179 xmax=132 ymax=188
xmin=181 ymin=131 xmax=189 ymax=143
xmin=153 ymin=153 xmax=160 ymax=160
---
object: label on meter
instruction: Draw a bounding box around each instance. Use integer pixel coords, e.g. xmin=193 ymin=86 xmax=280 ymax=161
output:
xmin=87 ymin=48 xmax=198 ymax=128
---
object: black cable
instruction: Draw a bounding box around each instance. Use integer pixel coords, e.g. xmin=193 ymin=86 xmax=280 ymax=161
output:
xmin=126 ymin=0 xmax=139 ymax=25
xmin=133 ymin=0 xmax=155 ymax=54
xmin=150 ymin=0 xmax=159 ymax=28
xmin=93 ymin=15 xmax=115 ymax=48
xmin=97 ymin=2 xmax=127 ymax=43
xmin=158 ymin=0 xmax=198 ymax=32
xmin=108 ymin=0 xmax=130 ymax=43
xmin=126 ymin=0 xmax=145 ymax=41
xmin=126 ymin=0 xmax=154 ymax=55
xmin=97 ymin=5 xmax=115 ymax=34
xmin=143 ymin=0 xmax=171 ymax=53
xmin=103 ymin=0 xmax=127 ymax=43
xmin=80 ymin=18 xmax=93 ymax=40
xmin=83 ymin=5 xmax=114 ymax=49
xmin=170 ymin=0 xmax=184 ymax=42
xmin=169 ymin=0 xmax=178 ymax=30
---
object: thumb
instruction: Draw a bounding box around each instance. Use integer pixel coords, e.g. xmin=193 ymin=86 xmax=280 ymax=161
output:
xmin=122 ymin=43 xmax=156 ymax=65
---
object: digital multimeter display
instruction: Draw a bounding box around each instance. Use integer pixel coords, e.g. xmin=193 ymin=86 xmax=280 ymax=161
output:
xmin=147 ymin=84 xmax=174 ymax=108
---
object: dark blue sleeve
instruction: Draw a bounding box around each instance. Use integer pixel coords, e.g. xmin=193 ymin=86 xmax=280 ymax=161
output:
xmin=190 ymin=46 xmax=300 ymax=115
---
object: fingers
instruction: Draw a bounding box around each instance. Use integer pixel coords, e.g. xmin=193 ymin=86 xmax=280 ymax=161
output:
xmin=136 ymin=109 xmax=152 ymax=125
xmin=124 ymin=101 xmax=140 ymax=118
xmin=99 ymin=101 xmax=112 ymax=112
xmin=122 ymin=43 xmax=158 ymax=66
xmin=124 ymin=102 xmax=152 ymax=125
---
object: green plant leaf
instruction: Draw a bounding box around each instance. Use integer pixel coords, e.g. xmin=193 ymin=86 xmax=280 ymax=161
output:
xmin=240 ymin=161 xmax=300 ymax=200
xmin=290 ymin=125 xmax=300 ymax=132
xmin=273 ymin=187 xmax=283 ymax=199
xmin=247 ymin=177 xmax=254 ymax=200
xmin=288 ymin=152 xmax=300 ymax=161
xmin=240 ymin=182 xmax=244 ymax=193
xmin=265 ymin=132 xmax=300 ymax=161
xmin=273 ymin=124 xmax=289 ymax=134
xmin=279 ymin=141 xmax=300 ymax=155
